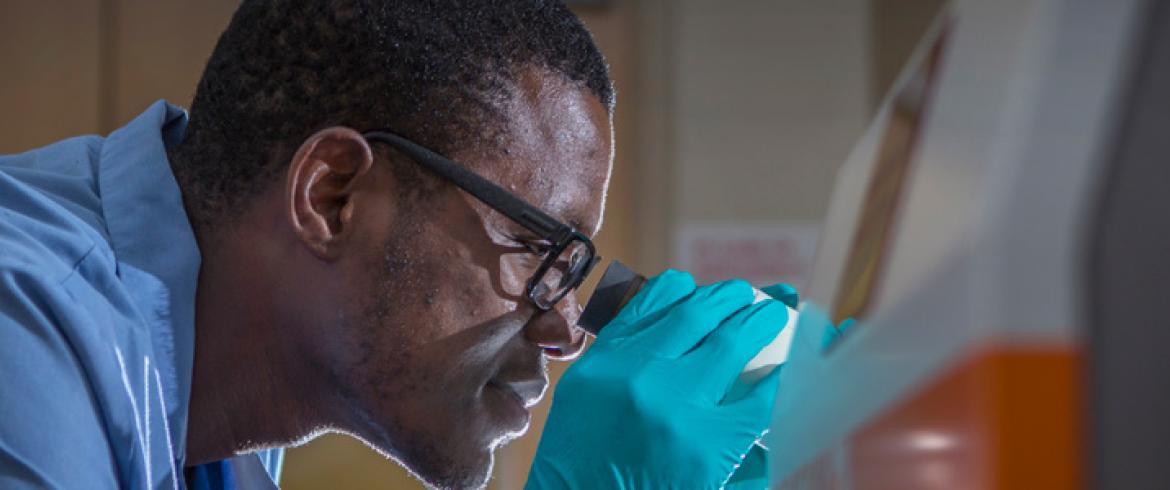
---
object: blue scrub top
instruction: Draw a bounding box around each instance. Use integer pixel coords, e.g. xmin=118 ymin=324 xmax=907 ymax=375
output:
xmin=0 ymin=101 xmax=282 ymax=489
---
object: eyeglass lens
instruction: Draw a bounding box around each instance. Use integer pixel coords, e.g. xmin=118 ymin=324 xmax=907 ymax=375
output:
xmin=532 ymin=239 xmax=592 ymax=308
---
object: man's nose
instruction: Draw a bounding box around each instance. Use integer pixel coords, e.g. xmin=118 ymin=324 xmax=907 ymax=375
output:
xmin=524 ymin=293 xmax=587 ymax=360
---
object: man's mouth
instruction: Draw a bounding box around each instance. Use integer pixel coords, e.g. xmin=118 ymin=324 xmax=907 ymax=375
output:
xmin=487 ymin=377 xmax=547 ymax=408
xmin=484 ymin=377 xmax=543 ymax=433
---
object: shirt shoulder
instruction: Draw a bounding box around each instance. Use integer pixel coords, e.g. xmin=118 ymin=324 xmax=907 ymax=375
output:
xmin=0 ymin=135 xmax=116 ymax=284
xmin=0 ymin=255 xmax=122 ymax=488
xmin=0 ymin=213 xmax=166 ymax=489
xmin=0 ymin=108 xmax=197 ymax=489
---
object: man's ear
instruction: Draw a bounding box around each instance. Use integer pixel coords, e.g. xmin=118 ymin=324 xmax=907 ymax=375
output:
xmin=286 ymin=126 xmax=375 ymax=261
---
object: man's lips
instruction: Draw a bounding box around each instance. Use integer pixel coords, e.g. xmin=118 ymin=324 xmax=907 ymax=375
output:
xmin=488 ymin=377 xmax=547 ymax=408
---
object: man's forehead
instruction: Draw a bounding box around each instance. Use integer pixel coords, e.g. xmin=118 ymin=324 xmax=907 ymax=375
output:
xmin=461 ymin=69 xmax=613 ymax=236
xmin=499 ymin=168 xmax=605 ymax=237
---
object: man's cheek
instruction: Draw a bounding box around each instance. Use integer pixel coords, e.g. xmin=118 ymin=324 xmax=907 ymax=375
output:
xmin=498 ymin=253 xmax=534 ymax=298
xmin=438 ymin=259 xmax=520 ymax=321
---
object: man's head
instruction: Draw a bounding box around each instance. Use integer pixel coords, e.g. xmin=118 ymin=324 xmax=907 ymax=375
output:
xmin=171 ymin=1 xmax=613 ymax=488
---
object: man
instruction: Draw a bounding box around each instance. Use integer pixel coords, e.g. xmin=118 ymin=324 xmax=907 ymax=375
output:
xmin=0 ymin=1 xmax=787 ymax=488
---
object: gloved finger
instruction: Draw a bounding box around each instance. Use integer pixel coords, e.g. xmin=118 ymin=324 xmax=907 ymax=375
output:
xmin=634 ymin=278 xmax=756 ymax=358
xmin=599 ymin=269 xmax=696 ymax=341
xmin=723 ymin=362 xmax=783 ymax=430
xmin=759 ymin=282 xmax=800 ymax=309
xmin=691 ymin=299 xmax=787 ymax=400
xmin=724 ymin=443 xmax=769 ymax=489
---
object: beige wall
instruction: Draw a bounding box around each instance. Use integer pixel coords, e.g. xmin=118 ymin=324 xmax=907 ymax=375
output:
xmin=871 ymin=0 xmax=946 ymax=109
xmin=1 ymin=0 xmax=103 ymax=152
xmin=668 ymin=1 xmax=871 ymax=227
xmin=631 ymin=0 xmax=942 ymax=272
xmin=0 ymin=1 xmax=240 ymax=153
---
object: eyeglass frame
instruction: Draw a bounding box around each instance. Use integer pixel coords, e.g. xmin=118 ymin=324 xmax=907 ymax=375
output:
xmin=362 ymin=131 xmax=600 ymax=311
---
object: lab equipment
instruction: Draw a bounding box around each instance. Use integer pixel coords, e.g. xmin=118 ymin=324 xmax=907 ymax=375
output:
xmin=766 ymin=0 xmax=1167 ymax=487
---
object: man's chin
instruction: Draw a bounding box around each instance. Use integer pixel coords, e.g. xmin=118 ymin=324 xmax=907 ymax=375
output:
xmin=491 ymin=416 xmax=532 ymax=447
xmin=424 ymin=430 xmax=531 ymax=489
xmin=409 ymin=447 xmax=496 ymax=490
xmin=349 ymin=426 xmax=499 ymax=490
xmin=483 ymin=381 xmax=537 ymax=438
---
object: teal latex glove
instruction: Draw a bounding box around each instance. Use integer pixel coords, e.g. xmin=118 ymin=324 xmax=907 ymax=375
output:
xmin=727 ymin=301 xmax=854 ymax=489
xmin=526 ymin=270 xmax=789 ymax=489
xmin=723 ymin=282 xmax=799 ymax=489
xmin=760 ymin=283 xmax=800 ymax=310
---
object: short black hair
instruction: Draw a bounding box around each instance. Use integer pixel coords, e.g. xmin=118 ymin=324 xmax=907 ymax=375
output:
xmin=170 ymin=0 xmax=613 ymax=230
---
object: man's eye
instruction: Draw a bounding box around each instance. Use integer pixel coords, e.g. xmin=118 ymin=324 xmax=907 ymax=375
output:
xmin=513 ymin=237 xmax=550 ymax=256
xmin=524 ymin=241 xmax=551 ymax=256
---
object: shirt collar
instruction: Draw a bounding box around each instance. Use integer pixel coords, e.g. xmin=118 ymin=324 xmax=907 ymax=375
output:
xmin=98 ymin=100 xmax=201 ymax=466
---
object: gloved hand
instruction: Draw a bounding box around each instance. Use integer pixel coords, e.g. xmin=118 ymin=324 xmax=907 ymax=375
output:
xmin=723 ymin=282 xmax=800 ymax=489
xmin=725 ymin=294 xmax=855 ymax=489
xmin=760 ymin=283 xmax=800 ymax=310
xmin=526 ymin=270 xmax=789 ymax=490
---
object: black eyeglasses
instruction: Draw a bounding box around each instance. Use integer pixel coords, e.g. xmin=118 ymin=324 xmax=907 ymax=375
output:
xmin=363 ymin=131 xmax=599 ymax=311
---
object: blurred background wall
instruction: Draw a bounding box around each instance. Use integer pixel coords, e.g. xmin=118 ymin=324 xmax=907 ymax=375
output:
xmin=0 ymin=0 xmax=939 ymax=487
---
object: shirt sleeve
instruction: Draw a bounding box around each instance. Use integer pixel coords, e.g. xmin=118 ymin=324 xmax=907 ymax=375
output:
xmin=0 ymin=265 xmax=120 ymax=489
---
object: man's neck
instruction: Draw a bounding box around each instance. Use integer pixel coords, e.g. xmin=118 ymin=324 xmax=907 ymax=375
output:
xmin=184 ymin=233 xmax=323 ymax=466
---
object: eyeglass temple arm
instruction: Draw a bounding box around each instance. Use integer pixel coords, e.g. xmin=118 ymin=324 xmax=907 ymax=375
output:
xmin=364 ymin=131 xmax=570 ymax=239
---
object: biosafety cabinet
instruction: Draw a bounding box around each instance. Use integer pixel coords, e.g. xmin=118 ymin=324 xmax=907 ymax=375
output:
xmin=766 ymin=0 xmax=1170 ymax=488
